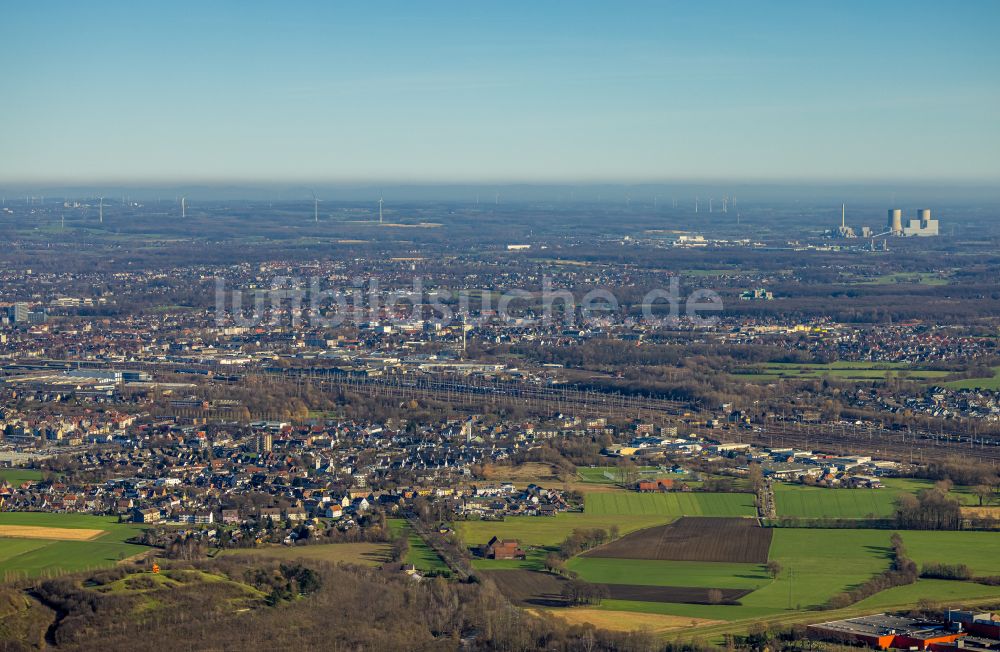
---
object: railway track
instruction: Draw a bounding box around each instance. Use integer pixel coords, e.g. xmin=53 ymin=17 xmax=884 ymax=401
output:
xmin=9 ymin=358 xmax=1000 ymax=463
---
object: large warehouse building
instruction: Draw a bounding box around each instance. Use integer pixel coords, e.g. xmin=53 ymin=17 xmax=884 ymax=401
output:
xmin=808 ymin=614 xmax=966 ymax=650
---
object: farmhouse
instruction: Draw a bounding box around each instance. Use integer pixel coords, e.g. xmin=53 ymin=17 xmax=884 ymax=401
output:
xmin=808 ymin=614 xmax=965 ymax=650
xmin=484 ymin=536 xmax=525 ymax=560
xmin=636 ymin=478 xmax=674 ymax=492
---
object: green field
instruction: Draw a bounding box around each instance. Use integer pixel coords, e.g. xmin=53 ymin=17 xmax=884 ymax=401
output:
xmin=567 ymin=558 xmax=769 ymax=590
xmin=456 ymin=513 xmax=673 ymax=548
xmin=774 ymin=478 xmax=979 ymax=519
xmin=902 ymin=530 xmax=1000 ymax=575
xmin=580 ymin=528 xmax=1000 ymax=640
xmin=581 ymin=529 xmax=893 ymax=622
xmin=581 ymin=527 xmax=1000 ymax=629
xmin=0 ymin=469 xmax=44 ymax=486
xmin=944 ymin=366 xmax=1000 ymax=390
xmin=856 ymin=579 xmax=1000 ymax=609
xmin=471 ymin=547 xmax=550 ymax=571
xmin=219 ymin=542 xmax=391 ymax=567
xmin=862 ymin=272 xmax=949 ymax=286
xmin=743 ymin=529 xmax=891 ymax=610
xmin=387 ymin=519 xmax=449 ymax=573
xmin=682 ymin=268 xmax=746 ymax=277
xmin=584 ymin=492 xmax=756 ymax=517
xmin=0 ymin=513 xmax=148 ymax=580
xmin=576 ymin=466 xmax=658 ymax=484
xmin=734 ymin=361 xmax=951 ymax=383
xmin=773 ymin=483 xmax=899 ymax=518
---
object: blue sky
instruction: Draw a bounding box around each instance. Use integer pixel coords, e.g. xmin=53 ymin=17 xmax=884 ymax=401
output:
xmin=2 ymin=1 xmax=998 ymax=184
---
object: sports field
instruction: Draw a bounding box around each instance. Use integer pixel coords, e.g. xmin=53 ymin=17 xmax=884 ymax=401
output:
xmin=584 ymin=492 xmax=756 ymax=517
xmin=575 ymin=466 xmax=662 ymax=484
xmin=0 ymin=512 xmax=147 ymax=579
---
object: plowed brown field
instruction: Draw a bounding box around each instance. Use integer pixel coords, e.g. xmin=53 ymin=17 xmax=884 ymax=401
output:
xmin=584 ymin=517 xmax=771 ymax=563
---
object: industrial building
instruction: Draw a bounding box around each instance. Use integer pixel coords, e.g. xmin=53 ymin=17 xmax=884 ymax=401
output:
xmin=904 ymin=208 xmax=940 ymax=236
xmin=888 ymin=208 xmax=940 ymax=237
xmin=837 ymin=204 xmax=857 ymax=237
xmin=834 ymin=206 xmax=940 ymax=240
xmin=888 ymin=209 xmax=904 ymax=235
xmin=740 ymin=288 xmax=774 ymax=301
xmin=948 ymin=611 xmax=1000 ymax=640
xmin=808 ymin=614 xmax=966 ymax=650
xmin=65 ymin=369 xmax=151 ymax=383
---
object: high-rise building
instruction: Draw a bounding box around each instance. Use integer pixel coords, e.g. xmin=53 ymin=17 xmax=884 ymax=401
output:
xmin=256 ymin=432 xmax=273 ymax=454
xmin=11 ymin=303 xmax=29 ymax=323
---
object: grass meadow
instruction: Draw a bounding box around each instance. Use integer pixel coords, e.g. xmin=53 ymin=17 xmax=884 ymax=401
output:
xmin=0 ymin=513 xmax=147 ymax=579
xmin=584 ymin=492 xmax=756 ymax=517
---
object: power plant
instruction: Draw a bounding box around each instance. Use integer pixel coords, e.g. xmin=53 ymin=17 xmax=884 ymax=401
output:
xmin=890 ymin=207 xmax=939 ymax=237
xmin=834 ymin=207 xmax=941 ymax=241
xmin=904 ymin=208 xmax=939 ymax=236
xmin=836 ymin=204 xmax=857 ymax=238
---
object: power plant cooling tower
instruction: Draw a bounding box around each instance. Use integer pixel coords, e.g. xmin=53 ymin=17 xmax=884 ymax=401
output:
xmin=918 ymin=208 xmax=931 ymax=225
xmin=888 ymin=209 xmax=903 ymax=235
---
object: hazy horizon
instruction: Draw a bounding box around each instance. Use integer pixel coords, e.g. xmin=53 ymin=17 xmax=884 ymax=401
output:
xmin=3 ymin=180 xmax=999 ymax=206
xmin=4 ymin=1 xmax=999 ymax=185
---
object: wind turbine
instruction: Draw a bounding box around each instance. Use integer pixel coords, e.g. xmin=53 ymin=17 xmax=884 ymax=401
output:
xmin=307 ymin=190 xmax=323 ymax=223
